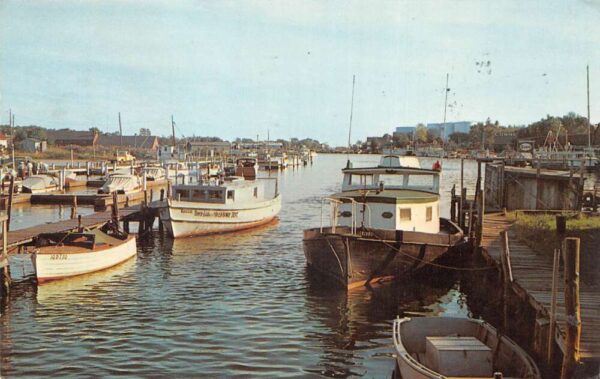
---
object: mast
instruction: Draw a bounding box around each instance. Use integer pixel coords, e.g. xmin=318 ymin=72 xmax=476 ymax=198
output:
xmin=347 ymin=75 xmax=356 ymax=152
xmin=443 ymin=73 xmax=450 ymax=143
xmin=118 ymin=112 xmax=123 ymax=147
xmin=171 ymin=115 xmax=176 ymax=148
xmin=587 ymin=65 xmax=591 ymax=148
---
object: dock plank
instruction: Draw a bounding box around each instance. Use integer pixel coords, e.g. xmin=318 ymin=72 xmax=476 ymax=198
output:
xmin=481 ymin=212 xmax=600 ymax=362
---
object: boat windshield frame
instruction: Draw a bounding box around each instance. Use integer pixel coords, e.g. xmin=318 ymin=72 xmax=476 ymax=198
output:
xmin=341 ymin=167 xmax=440 ymax=194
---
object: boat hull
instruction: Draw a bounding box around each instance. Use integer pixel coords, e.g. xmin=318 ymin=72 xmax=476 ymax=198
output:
xmin=160 ymin=195 xmax=282 ymax=238
xmin=33 ymin=236 xmax=137 ymax=283
xmin=303 ymin=219 xmax=465 ymax=289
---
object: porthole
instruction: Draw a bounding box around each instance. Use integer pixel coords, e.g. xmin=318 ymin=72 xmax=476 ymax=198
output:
xmin=382 ymin=211 xmax=393 ymax=219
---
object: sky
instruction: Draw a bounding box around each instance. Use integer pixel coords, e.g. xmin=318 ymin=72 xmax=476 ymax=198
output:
xmin=0 ymin=0 xmax=599 ymax=146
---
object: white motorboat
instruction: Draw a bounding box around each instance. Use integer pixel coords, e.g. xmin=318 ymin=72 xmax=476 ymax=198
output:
xmin=21 ymin=174 xmax=60 ymax=193
xmin=141 ymin=166 xmax=166 ymax=181
xmin=98 ymin=174 xmax=142 ymax=194
xmin=32 ymin=227 xmax=137 ymax=283
xmin=393 ymin=317 xmax=541 ymax=379
xmin=160 ymin=174 xmax=281 ymax=238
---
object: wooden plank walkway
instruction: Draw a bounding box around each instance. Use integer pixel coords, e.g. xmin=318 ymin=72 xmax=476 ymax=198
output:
xmin=480 ymin=212 xmax=600 ymax=362
xmin=6 ymin=207 xmax=141 ymax=249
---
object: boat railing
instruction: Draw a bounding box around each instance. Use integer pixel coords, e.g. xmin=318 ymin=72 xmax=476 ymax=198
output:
xmin=320 ymin=197 xmax=372 ymax=235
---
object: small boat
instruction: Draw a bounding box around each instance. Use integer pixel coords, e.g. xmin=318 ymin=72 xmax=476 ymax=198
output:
xmin=160 ymin=168 xmax=281 ymax=238
xmin=32 ymin=226 xmax=137 ymax=283
xmin=303 ymin=155 xmax=465 ymax=289
xmin=141 ymin=166 xmax=166 ymax=181
xmin=235 ymin=158 xmax=259 ymax=180
xmin=393 ymin=317 xmax=541 ymax=379
xmin=21 ymin=174 xmax=60 ymax=193
xmin=98 ymin=174 xmax=142 ymax=194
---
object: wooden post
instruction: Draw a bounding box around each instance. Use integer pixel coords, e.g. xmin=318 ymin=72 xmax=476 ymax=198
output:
xmin=547 ymin=248 xmax=560 ymax=363
xmin=450 ymin=184 xmax=456 ymax=222
xmin=561 ymin=237 xmax=581 ymax=379
xmin=112 ymin=192 xmax=119 ymax=224
xmin=500 ymin=231 xmax=513 ymax=333
xmin=70 ymin=196 xmax=78 ymax=219
xmin=7 ymin=175 xmax=14 ymax=231
xmin=1 ymin=218 xmax=9 ymax=296
xmin=160 ymin=189 xmax=165 ymax=202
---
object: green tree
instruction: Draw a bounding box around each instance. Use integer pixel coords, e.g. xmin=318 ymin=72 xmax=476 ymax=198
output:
xmin=415 ymin=124 xmax=428 ymax=142
xmin=89 ymin=127 xmax=101 ymax=135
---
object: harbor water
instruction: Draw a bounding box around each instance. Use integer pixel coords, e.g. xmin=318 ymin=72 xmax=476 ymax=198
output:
xmin=1 ymin=154 xmax=482 ymax=378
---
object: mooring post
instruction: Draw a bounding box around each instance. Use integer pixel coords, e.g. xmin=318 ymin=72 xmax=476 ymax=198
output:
xmin=450 ymin=184 xmax=456 ymax=222
xmin=561 ymin=237 xmax=581 ymax=379
xmin=1 ymin=217 xmax=10 ymax=297
xmin=112 ymin=192 xmax=119 ymax=225
xmin=548 ymin=248 xmax=560 ymax=363
xmin=160 ymin=189 xmax=165 ymax=202
xmin=70 ymin=196 xmax=78 ymax=219
xmin=7 ymin=175 xmax=14 ymax=232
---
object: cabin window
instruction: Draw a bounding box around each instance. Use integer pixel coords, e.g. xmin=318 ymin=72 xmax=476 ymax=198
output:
xmin=426 ymin=206 xmax=433 ymax=221
xmin=399 ymin=208 xmax=411 ymax=221
xmin=192 ymin=190 xmax=206 ymax=200
xmin=176 ymin=189 xmax=190 ymax=199
xmin=227 ymin=190 xmax=235 ymax=200
xmin=253 ymin=187 xmax=258 ymax=197
xmin=208 ymin=190 xmax=223 ymax=200
xmin=382 ymin=211 xmax=393 ymax=219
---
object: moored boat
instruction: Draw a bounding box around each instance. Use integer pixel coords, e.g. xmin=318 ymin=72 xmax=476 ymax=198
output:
xmin=141 ymin=166 xmax=166 ymax=181
xmin=21 ymin=174 xmax=60 ymax=193
xmin=160 ymin=166 xmax=281 ymax=238
xmin=32 ymin=226 xmax=137 ymax=283
xmin=393 ymin=316 xmax=541 ymax=378
xmin=98 ymin=173 xmax=142 ymax=194
xmin=303 ymin=155 xmax=465 ymax=289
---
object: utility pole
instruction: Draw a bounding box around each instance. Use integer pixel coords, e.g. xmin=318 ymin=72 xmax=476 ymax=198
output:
xmin=443 ymin=73 xmax=450 ymax=143
xmin=118 ymin=112 xmax=123 ymax=147
xmin=347 ymin=75 xmax=356 ymax=152
xmin=587 ymin=65 xmax=591 ymax=148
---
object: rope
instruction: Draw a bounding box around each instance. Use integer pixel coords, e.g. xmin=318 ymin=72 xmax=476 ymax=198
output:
xmin=362 ymin=227 xmax=496 ymax=272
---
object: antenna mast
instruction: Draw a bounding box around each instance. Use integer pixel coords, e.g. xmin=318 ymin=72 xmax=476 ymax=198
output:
xmin=171 ymin=115 xmax=176 ymax=148
xmin=443 ymin=73 xmax=450 ymax=143
xmin=118 ymin=112 xmax=123 ymax=147
xmin=347 ymin=75 xmax=356 ymax=151
xmin=587 ymin=65 xmax=591 ymax=148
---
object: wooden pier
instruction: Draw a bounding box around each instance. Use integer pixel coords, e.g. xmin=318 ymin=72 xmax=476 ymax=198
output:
xmin=480 ymin=212 xmax=600 ymax=372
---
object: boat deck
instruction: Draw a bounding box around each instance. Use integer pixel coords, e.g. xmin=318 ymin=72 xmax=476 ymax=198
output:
xmin=480 ymin=212 xmax=600 ymax=362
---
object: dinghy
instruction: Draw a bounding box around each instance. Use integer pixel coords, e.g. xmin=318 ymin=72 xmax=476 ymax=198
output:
xmin=98 ymin=173 xmax=141 ymax=194
xmin=393 ymin=317 xmax=540 ymax=379
xmin=32 ymin=226 xmax=137 ymax=283
xmin=21 ymin=174 xmax=60 ymax=193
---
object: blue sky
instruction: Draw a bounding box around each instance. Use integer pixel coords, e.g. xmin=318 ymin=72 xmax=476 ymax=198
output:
xmin=1 ymin=0 xmax=599 ymax=145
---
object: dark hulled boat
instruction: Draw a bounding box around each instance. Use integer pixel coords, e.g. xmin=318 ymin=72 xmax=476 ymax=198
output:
xmin=303 ymin=156 xmax=465 ymax=289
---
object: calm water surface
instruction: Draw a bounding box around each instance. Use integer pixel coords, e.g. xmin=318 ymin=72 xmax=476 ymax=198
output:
xmin=1 ymin=154 xmax=481 ymax=378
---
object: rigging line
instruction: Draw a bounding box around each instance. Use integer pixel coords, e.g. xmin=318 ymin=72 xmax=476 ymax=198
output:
xmin=363 ymin=227 xmax=495 ymax=272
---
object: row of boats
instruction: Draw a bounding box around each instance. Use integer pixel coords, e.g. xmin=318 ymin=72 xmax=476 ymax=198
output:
xmin=26 ymin=154 xmax=542 ymax=378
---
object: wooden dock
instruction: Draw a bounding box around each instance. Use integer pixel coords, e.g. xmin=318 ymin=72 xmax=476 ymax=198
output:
xmin=480 ymin=212 xmax=600 ymax=364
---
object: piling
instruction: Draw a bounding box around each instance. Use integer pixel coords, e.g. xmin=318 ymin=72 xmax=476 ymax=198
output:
xmin=70 ymin=196 xmax=78 ymax=219
xmin=561 ymin=237 xmax=582 ymax=379
xmin=1 ymin=216 xmax=9 ymax=297
xmin=548 ymin=248 xmax=560 ymax=363
xmin=7 ymin=175 xmax=14 ymax=231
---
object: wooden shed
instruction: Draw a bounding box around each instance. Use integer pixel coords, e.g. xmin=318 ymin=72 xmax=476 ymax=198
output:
xmin=484 ymin=163 xmax=583 ymax=210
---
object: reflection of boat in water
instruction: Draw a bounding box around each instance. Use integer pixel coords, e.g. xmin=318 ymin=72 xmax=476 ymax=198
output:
xmin=303 ymin=273 xmax=464 ymax=378
xmin=32 ymin=226 xmax=137 ymax=283
xmin=303 ymin=155 xmax=465 ymax=289
xmin=35 ymin=256 xmax=136 ymax=303
xmin=393 ymin=317 xmax=540 ymax=378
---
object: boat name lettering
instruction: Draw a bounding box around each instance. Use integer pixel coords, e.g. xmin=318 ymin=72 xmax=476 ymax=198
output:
xmin=181 ymin=209 xmax=193 ymax=214
xmin=193 ymin=210 xmax=239 ymax=218
xmin=50 ymin=254 xmax=68 ymax=260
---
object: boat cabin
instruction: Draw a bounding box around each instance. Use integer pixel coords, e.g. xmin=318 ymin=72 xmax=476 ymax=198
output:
xmin=332 ymin=156 xmax=441 ymax=233
xmin=172 ymin=177 xmax=276 ymax=205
